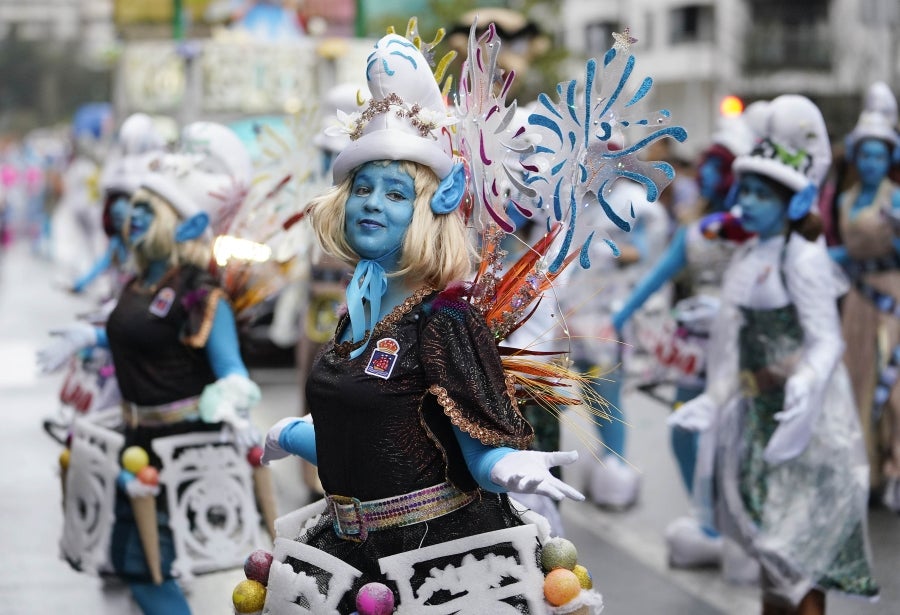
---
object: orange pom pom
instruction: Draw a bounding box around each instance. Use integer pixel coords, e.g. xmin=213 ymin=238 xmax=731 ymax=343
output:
xmin=543 ymin=568 xmax=581 ymax=606
xmin=136 ymin=465 xmax=159 ymax=486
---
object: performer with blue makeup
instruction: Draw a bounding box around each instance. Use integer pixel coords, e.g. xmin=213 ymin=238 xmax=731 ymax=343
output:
xmin=828 ymin=82 xmax=900 ymax=511
xmin=609 ymin=107 xmax=762 ymax=568
xmin=256 ymin=32 xmax=597 ymax=615
xmin=38 ymin=122 xmax=261 ymax=615
xmin=670 ymin=95 xmax=878 ymax=614
xmin=70 ymin=113 xmax=167 ymax=297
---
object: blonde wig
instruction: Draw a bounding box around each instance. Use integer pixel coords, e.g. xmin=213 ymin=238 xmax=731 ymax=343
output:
xmin=308 ymin=160 xmax=473 ymax=289
xmin=128 ymin=188 xmax=211 ymax=273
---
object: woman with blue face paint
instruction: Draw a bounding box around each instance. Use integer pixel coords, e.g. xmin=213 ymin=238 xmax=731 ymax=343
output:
xmin=607 ymin=107 xmax=763 ymax=570
xmin=70 ymin=113 xmax=167 ymax=297
xmin=38 ymin=122 xmax=261 ymax=615
xmin=827 ymin=81 xmax=900 ymax=512
xmin=670 ymin=95 xmax=878 ymax=614
xmin=258 ymin=33 xmax=588 ymax=614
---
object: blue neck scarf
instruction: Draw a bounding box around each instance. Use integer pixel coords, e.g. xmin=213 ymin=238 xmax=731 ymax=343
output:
xmin=345 ymin=259 xmax=389 ymax=359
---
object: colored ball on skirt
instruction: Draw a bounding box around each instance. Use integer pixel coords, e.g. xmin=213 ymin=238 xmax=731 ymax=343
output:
xmin=232 ymin=579 xmax=267 ymax=613
xmin=541 ymin=537 xmax=578 ymax=571
xmin=136 ymin=465 xmax=159 ymax=486
xmin=244 ymin=549 xmax=274 ymax=586
xmin=59 ymin=448 xmax=71 ymax=470
xmin=572 ymin=564 xmax=593 ymax=589
xmin=544 ymin=568 xmax=581 ymax=606
xmin=121 ymin=446 xmax=149 ymax=474
xmin=246 ymin=445 xmax=264 ymax=467
xmin=355 ymin=582 xmax=395 ymax=615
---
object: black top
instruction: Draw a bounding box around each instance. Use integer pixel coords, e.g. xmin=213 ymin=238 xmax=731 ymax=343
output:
xmin=106 ymin=265 xmax=222 ymax=406
xmin=307 ymin=288 xmax=534 ymax=501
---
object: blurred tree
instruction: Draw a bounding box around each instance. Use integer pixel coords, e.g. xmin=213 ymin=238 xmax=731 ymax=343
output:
xmin=0 ymin=25 xmax=111 ymax=133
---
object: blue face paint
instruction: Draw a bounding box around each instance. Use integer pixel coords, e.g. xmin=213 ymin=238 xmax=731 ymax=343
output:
xmin=856 ymin=139 xmax=891 ymax=189
xmin=697 ymin=156 xmax=724 ymax=201
xmin=736 ymin=174 xmax=787 ymax=239
xmin=128 ymin=199 xmax=155 ymax=244
xmin=344 ymin=161 xmax=415 ymax=266
xmin=109 ymin=195 xmax=132 ymax=236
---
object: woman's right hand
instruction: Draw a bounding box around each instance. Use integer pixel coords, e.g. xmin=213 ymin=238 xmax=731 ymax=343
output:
xmin=36 ymin=322 xmax=98 ymax=373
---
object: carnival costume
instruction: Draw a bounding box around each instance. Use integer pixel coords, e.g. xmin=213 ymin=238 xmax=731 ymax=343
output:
xmin=39 ymin=122 xmax=273 ymax=615
xmin=829 ymin=82 xmax=900 ymax=510
xmin=672 ymin=95 xmax=878 ymax=609
xmin=238 ymin=19 xmax=685 ymax=615
xmin=611 ymin=107 xmax=763 ymax=568
xmin=41 ymin=114 xmax=172 ymax=445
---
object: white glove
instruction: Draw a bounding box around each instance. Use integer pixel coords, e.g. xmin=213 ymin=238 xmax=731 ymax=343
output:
xmin=490 ymin=450 xmax=585 ymax=501
xmin=764 ymin=367 xmax=819 ymax=465
xmin=261 ymin=415 xmax=313 ymax=466
xmin=36 ymin=322 xmax=99 ymax=373
xmin=667 ymin=393 xmax=717 ymax=431
xmin=199 ymin=374 xmax=262 ymax=448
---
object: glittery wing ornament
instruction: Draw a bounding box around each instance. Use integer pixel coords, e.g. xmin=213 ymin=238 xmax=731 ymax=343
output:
xmin=519 ymin=29 xmax=687 ymax=274
xmin=452 ymin=27 xmax=687 ymax=457
xmin=455 ymin=21 xmax=533 ymax=234
xmin=215 ymin=107 xmax=324 ymax=320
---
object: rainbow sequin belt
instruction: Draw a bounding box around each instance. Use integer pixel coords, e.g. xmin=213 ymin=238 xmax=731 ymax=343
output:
xmin=327 ymin=481 xmax=477 ymax=542
xmin=121 ymin=396 xmax=201 ymax=428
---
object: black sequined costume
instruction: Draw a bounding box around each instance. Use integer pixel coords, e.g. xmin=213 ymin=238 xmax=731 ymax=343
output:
xmin=298 ymin=287 xmax=537 ymax=611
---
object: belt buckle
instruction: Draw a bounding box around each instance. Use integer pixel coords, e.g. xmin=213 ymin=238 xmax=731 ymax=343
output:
xmin=739 ymin=370 xmax=759 ymax=398
xmin=329 ymin=495 xmax=368 ymax=543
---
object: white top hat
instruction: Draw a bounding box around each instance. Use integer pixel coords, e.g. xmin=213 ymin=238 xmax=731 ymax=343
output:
xmin=331 ymin=34 xmax=456 ymax=184
xmin=101 ymin=113 xmax=169 ymax=196
xmin=733 ymin=94 xmax=831 ymax=193
xmin=846 ymin=81 xmax=899 ymax=151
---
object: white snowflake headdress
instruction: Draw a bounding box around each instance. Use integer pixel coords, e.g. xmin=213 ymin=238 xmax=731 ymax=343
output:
xmin=456 ymin=23 xmax=687 ymax=275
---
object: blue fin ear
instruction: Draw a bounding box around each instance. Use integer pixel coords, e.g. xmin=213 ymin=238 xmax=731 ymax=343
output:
xmin=723 ymin=181 xmax=739 ymax=210
xmin=175 ymin=212 xmax=210 ymax=242
xmin=431 ymin=163 xmax=466 ymax=215
xmin=787 ymin=183 xmax=817 ymax=221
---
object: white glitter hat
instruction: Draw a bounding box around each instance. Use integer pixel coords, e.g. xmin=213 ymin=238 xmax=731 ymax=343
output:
xmin=846 ymin=81 xmax=899 ymax=153
xmin=331 ymin=34 xmax=456 ymax=184
xmin=733 ymin=94 xmax=831 ymax=194
xmin=139 ymin=122 xmax=251 ymax=233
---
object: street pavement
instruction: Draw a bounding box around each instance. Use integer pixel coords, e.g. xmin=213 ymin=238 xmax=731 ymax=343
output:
xmin=1 ymin=240 xmax=898 ymax=614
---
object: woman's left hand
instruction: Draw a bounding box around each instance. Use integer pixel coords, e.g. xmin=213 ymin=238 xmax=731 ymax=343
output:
xmin=764 ymin=367 xmax=818 ymax=464
xmin=490 ymin=450 xmax=585 ymax=502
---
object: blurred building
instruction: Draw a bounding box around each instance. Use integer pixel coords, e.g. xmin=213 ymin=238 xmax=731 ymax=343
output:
xmin=560 ymin=0 xmax=900 ymax=155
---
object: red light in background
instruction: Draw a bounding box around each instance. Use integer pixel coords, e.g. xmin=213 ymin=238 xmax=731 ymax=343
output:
xmin=720 ymin=95 xmax=744 ymax=117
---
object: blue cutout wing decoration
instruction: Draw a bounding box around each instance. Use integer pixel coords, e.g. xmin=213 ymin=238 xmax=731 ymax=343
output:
xmin=512 ymin=35 xmax=688 ymax=272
